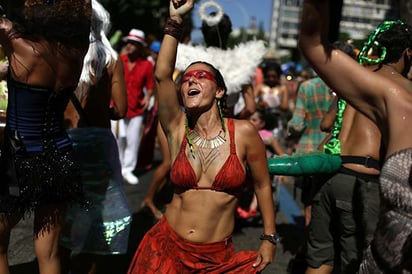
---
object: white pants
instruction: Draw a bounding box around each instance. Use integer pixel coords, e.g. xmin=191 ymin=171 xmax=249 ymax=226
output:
xmin=111 ymin=115 xmax=144 ymax=175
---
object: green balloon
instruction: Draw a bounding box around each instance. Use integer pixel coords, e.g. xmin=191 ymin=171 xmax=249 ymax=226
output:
xmin=268 ymin=152 xmax=342 ymax=176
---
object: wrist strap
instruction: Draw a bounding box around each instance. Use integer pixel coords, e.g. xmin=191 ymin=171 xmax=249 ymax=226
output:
xmin=164 ymin=18 xmax=183 ymax=40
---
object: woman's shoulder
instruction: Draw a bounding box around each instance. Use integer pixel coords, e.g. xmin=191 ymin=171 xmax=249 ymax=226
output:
xmin=232 ymin=118 xmax=258 ymax=136
xmin=231 ymin=119 xmax=265 ymax=154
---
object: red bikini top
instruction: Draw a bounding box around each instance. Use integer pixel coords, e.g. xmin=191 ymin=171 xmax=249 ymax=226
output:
xmin=170 ymin=118 xmax=246 ymax=194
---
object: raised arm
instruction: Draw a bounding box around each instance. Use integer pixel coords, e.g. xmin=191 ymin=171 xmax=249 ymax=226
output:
xmin=299 ymin=0 xmax=389 ymax=124
xmin=237 ymin=83 xmax=256 ymax=119
xmin=287 ymin=81 xmax=308 ymax=135
xmin=155 ymin=0 xmax=194 ymax=134
xmin=320 ymin=95 xmax=338 ymax=132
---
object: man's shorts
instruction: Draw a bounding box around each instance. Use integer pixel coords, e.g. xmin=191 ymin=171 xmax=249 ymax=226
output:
xmin=305 ymin=168 xmax=380 ymax=273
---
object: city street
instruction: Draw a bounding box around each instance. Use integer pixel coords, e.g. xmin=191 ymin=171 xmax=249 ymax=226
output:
xmin=8 ymin=149 xmax=306 ymax=274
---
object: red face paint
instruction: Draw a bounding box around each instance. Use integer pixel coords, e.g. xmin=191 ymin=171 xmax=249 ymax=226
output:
xmin=182 ymin=70 xmax=216 ymax=83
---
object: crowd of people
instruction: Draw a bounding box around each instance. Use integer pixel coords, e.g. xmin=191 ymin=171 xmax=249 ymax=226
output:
xmin=0 ymin=0 xmax=411 ymax=273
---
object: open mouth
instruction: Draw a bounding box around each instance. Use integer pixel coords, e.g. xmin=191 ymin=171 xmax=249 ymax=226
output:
xmin=188 ymin=89 xmax=200 ymax=96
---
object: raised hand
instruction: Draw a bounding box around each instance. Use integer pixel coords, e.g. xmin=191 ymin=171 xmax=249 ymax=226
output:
xmin=171 ymin=0 xmax=186 ymax=9
xmin=169 ymin=0 xmax=194 ymax=21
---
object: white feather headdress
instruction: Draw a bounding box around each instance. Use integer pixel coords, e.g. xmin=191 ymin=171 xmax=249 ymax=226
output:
xmin=176 ymin=40 xmax=266 ymax=95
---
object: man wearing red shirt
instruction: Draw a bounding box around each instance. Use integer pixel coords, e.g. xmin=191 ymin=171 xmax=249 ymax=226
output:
xmin=117 ymin=29 xmax=154 ymax=184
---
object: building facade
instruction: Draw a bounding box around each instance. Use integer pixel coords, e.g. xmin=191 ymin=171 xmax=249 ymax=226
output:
xmin=269 ymin=0 xmax=398 ymax=49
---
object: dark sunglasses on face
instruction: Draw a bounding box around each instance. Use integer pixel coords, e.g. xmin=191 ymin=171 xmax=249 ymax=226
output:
xmin=182 ymin=70 xmax=216 ymax=83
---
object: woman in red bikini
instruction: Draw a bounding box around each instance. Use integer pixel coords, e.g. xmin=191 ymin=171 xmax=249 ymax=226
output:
xmin=127 ymin=1 xmax=277 ymax=273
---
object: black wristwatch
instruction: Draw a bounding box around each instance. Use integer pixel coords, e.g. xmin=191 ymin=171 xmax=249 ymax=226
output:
xmin=260 ymin=233 xmax=280 ymax=245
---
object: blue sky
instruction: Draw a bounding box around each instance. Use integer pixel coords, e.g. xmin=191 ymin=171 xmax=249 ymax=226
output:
xmin=191 ymin=0 xmax=273 ymax=43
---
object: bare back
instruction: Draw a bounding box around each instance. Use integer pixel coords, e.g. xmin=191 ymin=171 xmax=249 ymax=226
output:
xmin=340 ymin=105 xmax=382 ymax=174
xmin=64 ymin=58 xmax=127 ymax=129
xmin=7 ymin=36 xmax=87 ymax=89
xmin=0 ymin=13 xmax=88 ymax=90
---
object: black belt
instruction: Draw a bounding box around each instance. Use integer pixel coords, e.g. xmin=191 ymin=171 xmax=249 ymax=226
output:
xmin=340 ymin=155 xmax=381 ymax=170
xmin=338 ymin=166 xmax=380 ymax=183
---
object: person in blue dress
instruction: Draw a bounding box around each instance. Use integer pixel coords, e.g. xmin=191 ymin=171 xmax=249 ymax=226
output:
xmin=0 ymin=1 xmax=91 ymax=273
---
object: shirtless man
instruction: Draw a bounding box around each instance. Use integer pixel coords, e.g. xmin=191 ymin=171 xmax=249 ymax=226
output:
xmin=306 ymin=21 xmax=412 ymax=274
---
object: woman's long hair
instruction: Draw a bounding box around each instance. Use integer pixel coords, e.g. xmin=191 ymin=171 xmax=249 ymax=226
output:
xmin=76 ymin=0 xmax=118 ymax=98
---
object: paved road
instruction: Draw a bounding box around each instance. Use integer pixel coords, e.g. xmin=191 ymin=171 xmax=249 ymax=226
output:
xmin=8 ymin=150 xmax=307 ymax=274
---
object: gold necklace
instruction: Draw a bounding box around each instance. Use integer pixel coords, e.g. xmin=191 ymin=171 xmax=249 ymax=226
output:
xmin=187 ymin=129 xmax=226 ymax=149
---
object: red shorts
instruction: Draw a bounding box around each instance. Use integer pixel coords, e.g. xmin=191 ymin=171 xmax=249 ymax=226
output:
xmin=128 ymin=216 xmax=258 ymax=273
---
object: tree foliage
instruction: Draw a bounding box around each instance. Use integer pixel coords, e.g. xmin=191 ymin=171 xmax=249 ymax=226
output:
xmin=97 ymin=0 xmax=268 ymax=48
xmin=98 ymin=0 xmax=168 ymax=39
xmin=98 ymin=0 xmax=203 ymax=42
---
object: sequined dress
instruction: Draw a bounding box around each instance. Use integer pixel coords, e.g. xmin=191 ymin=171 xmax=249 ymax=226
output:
xmin=0 ymin=76 xmax=84 ymax=214
xmin=60 ymin=128 xmax=132 ymax=255
xmin=359 ymin=148 xmax=412 ymax=273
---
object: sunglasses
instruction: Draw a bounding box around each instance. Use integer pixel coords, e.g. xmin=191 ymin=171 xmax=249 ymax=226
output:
xmin=182 ymin=70 xmax=216 ymax=83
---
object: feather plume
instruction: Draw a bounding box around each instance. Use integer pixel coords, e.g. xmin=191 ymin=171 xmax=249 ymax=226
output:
xmin=176 ymin=40 xmax=266 ymax=95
